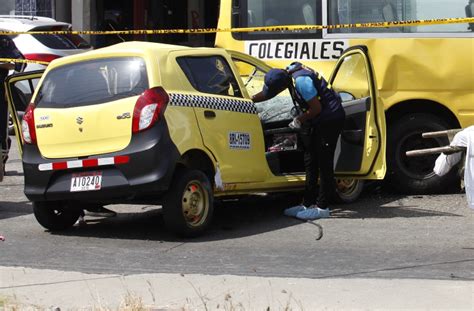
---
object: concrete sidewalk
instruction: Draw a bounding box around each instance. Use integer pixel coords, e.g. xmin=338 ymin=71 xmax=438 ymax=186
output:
xmin=0 ymin=266 xmax=473 ymax=310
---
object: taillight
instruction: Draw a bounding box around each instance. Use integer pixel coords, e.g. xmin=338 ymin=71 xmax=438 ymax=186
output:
xmin=22 ymin=104 xmax=37 ymax=144
xmin=24 ymin=53 xmax=61 ymax=63
xmin=132 ymin=87 xmax=169 ymax=133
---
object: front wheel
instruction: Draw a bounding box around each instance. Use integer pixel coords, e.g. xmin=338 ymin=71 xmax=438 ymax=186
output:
xmin=163 ymin=168 xmax=214 ymax=237
xmin=335 ymin=179 xmax=364 ymax=204
xmin=33 ymin=201 xmax=81 ymax=231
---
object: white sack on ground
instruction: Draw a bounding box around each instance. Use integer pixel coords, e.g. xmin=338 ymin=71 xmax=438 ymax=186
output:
xmin=433 ymin=126 xmax=474 ymax=176
xmin=464 ymin=130 xmax=474 ymax=209
xmin=433 ymin=126 xmax=474 ymax=209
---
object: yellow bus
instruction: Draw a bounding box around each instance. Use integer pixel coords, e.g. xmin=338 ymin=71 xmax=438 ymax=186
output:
xmin=216 ymin=0 xmax=474 ymax=194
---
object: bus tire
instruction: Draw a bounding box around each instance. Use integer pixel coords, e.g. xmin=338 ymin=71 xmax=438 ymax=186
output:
xmin=386 ymin=113 xmax=459 ymax=194
xmin=335 ymin=179 xmax=364 ymax=203
xmin=163 ymin=168 xmax=214 ymax=238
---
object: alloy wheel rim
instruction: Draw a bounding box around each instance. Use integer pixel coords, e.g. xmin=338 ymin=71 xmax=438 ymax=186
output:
xmin=181 ymin=180 xmax=208 ymax=227
xmin=336 ymin=178 xmax=359 ymax=196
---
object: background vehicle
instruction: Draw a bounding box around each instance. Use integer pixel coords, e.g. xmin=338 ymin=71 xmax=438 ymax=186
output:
xmin=0 ymin=15 xmax=92 ymax=134
xmin=6 ymin=42 xmax=385 ymax=237
xmin=216 ymin=0 xmax=474 ymax=194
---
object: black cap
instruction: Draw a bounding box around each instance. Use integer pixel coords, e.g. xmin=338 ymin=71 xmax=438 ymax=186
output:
xmin=261 ymin=68 xmax=290 ymax=100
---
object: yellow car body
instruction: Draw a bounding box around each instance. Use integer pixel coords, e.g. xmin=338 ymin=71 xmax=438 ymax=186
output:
xmin=6 ymin=42 xmax=386 ymax=236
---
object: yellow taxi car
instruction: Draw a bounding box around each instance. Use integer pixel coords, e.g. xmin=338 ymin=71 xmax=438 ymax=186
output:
xmin=6 ymin=42 xmax=386 ymax=237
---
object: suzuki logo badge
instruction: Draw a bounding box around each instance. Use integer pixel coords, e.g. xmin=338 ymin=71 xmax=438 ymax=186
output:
xmin=76 ymin=117 xmax=84 ymax=125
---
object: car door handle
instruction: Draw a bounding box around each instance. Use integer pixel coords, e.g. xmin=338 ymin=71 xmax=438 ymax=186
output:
xmin=204 ymin=110 xmax=216 ymax=119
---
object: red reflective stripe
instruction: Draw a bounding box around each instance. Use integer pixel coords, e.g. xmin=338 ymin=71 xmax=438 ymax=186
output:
xmin=52 ymin=162 xmax=67 ymax=170
xmin=114 ymin=156 xmax=129 ymax=164
xmin=44 ymin=156 xmax=130 ymax=171
xmin=82 ymin=159 xmax=99 ymax=167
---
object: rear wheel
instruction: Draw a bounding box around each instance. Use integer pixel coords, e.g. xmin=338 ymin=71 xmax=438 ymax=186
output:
xmin=387 ymin=113 xmax=459 ymax=194
xmin=33 ymin=201 xmax=81 ymax=231
xmin=163 ymin=168 xmax=214 ymax=237
xmin=335 ymin=179 xmax=364 ymax=203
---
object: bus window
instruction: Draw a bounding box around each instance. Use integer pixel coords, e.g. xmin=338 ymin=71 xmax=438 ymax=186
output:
xmin=236 ymin=0 xmax=322 ymax=39
xmin=329 ymin=0 xmax=472 ymax=33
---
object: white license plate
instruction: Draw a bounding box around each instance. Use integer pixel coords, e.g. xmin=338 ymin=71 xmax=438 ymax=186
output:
xmin=70 ymin=172 xmax=102 ymax=192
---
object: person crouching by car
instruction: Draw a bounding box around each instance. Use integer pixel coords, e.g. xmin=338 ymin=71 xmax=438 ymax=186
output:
xmin=252 ymin=62 xmax=345 ymax=220
xmin=0 ymin=34 xmax=24 ymax=175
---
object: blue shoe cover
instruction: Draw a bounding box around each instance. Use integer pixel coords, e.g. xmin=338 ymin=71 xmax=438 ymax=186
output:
xmin=296 ymin=207 xmax=330 ymax=220
xmin=284 ymin=204 xmax=308 ymax=217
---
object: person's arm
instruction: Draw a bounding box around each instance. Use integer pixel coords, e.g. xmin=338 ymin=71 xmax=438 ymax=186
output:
xmin=297 ymin=95 xmax=321 ymax=123
xmin=294 ymin=76 xmax=321 ymax=123
xmin=251 ymin=91 xmax=267 ymax=103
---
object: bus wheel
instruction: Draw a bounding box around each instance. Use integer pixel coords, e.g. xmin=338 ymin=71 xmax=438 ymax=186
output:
xmin=335 ymin=179 xmax=364 ymax=203
xmin=33 ymin=201 xmax=81 ymax=231
xmin=163 ymin=168 xmax=214 ymax=237
xmin=387 ymin=113 xmax=459 ymax=194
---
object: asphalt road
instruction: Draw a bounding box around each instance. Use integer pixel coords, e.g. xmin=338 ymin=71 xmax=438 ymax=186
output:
xmin=1 ymin=140 xmax=473 ymax=281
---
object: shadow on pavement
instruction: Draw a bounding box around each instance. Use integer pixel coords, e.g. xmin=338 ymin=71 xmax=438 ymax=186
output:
xmin=50 ymin=192 xmax=304 ymax=242
xmin=330 ymin=181 xmax=464 ymax=219
xmin=49 ymin=186 xmax=462 ymax=242
xmin=0 ymin=200 xmax=32 ymax=220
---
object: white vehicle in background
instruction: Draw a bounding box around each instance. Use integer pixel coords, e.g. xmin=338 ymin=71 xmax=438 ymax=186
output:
xmin=0 ymin=15 xmax=92 ymax=134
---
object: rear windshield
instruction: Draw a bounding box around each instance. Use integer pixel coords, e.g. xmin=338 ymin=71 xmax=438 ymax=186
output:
xmin=32 ymin=33 xmax=91 ymax=49
xmin=35 ymin=57 xmax=149 ymax=108
xmin=30 ymin=25 xmax=91 ymax=49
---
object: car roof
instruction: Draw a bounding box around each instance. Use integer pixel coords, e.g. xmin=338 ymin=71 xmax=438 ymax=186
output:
xmin=0 ymin=15 xmax=70 ymax=31
xmin=47 ymin=41 xmax=228 ymax=68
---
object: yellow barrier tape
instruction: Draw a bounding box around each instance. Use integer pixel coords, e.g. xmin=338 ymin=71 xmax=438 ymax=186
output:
xmin=0 ymin=17 xmax=473 ymax=36
xmin=0 ymin=58 xmax=49 ymax=65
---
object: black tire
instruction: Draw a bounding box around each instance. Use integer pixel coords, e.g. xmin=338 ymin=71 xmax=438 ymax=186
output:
xmin=8 ymin=111 xmax=24 ymax=136
xmin=33 ymin=201 xmax=81 ymax=231
xmin=163 ymin=168 xmax=214 ymax=237
xmin=386 ymin=113 xmax=459 ymax=194
xmin=8 ymin=113 xmax=15 ymax=136
xmin=335 ymin=179 xmax=364 ymax=203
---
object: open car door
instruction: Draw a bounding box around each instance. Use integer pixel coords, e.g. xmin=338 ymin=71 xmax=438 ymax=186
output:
xmin=4 ymin=70 xmax=44 ymax=155
xmin=330 ymin=46 xmax=386 ymax=179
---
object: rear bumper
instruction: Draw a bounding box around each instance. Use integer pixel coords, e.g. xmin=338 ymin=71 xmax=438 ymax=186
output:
xmin=22 ymin=121 xmax=180 ymax=203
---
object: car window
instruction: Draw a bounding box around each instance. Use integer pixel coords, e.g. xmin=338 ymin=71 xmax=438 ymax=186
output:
xmin=35 ymin=57 xmax=148 ymax=108
xmin=177 ymin=56 xmax=242 ymax=98
xmin=232 ymin=59 xmax=294 ymax=123
xmin=30 ymin=25 xmax=91 ymax=49
xmin=32 ymin=33 xmax=91 ymax=49
xmin=331 ymin=54 xmax=369 ymax=100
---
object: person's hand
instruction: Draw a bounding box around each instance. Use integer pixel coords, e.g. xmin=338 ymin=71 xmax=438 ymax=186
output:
xmin=288 ymin=117 xmax=301 ymax=129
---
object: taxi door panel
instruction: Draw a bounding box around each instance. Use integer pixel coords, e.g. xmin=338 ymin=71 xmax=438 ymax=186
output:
xmin=4 ymin=71 xmax=44 ymax=155
xmin=330 ymin=46 xmax=386 ymax=179
xmin=174 ymin=53 xmax=268 ymax=183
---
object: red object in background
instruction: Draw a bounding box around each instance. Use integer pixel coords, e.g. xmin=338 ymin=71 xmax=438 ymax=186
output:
xmin=24 ymin=53 xmax=61 ymax=63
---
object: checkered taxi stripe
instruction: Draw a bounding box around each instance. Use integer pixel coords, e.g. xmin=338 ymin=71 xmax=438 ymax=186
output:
xmin=169 ymin=93 xmax=257 ymax=115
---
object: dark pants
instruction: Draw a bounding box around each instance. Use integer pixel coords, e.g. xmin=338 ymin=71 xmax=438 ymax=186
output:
xmin=301 ymin=117 xmax=345 ymax=209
